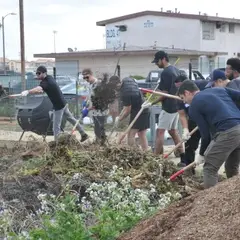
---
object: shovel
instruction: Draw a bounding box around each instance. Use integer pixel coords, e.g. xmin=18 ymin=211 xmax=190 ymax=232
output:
xmin=0 ymin=93 xmax=22 ymax=101
xmin=117 ymin=83 xmax=160 ymax=144
xmin=168 ymin=161 xmax=197 ymax=181
xmin=163 ymin=126 xmax=199 ymax=159
xmin=117 ymin=58 xmax=181 ymax=144
xmin=139 ymin=88 xmax=183 ymax=101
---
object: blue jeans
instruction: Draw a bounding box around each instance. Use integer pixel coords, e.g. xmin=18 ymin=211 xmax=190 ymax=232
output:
xmin=53 ymin=105 xmax=85 ymax=140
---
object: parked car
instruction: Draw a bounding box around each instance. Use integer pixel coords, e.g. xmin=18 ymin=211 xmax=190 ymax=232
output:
xmin=11 ymin=73 xmax=39 ymax=94
xmin=137 ymin=68 xmax=206 ymax=90
xmin=60 ymin=81 xmax=90 ymax=106
xmin=205 ymin=68 xmax=226 ymax=81
xmin=137 ymin=70 xmax=163 ymax=89
xmin=56 ymin=75 xmax=76 ymax=88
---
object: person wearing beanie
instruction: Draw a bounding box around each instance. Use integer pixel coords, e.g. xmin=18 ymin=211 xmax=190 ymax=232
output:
xmin=21 ymin=65 xmax=89 ymax=142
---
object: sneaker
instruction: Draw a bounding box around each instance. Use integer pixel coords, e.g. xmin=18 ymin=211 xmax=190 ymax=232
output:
xmin=80 ymin=133 xmax=89 ymax=142
xmin=177 ymin=162 xmax=186 ymax=168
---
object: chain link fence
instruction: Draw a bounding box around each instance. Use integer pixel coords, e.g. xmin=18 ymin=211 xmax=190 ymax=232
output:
xmin=0 ymin=58 xmax=219 ymax=121
xmin=0 ymin=57 xmax=226 ymax=147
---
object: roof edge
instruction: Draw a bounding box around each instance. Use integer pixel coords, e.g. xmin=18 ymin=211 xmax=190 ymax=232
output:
xmin=33 ymin=49 xmax=228 ymax=59
xmin=96 ymin=10 xmax=240 ymax=26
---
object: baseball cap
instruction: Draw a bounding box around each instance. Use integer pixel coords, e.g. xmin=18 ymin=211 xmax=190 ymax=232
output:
xmin=151 ymin=51 xmax=168 ymax=63
xmin=36 ymin=65 xmax=47 ymax=73
xmin=205 ymin=69 xmax=226 ymax=88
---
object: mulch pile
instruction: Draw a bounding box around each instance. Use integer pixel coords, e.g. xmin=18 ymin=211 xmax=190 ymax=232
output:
xmin=118 ymin=174 xmax=240 ymax=240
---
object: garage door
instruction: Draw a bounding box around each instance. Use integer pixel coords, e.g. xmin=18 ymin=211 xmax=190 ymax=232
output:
xmin=55 ymin=60 xmax=79 ymax=78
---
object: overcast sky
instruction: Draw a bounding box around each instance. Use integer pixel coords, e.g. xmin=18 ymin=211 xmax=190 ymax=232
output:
xmin=0 ymin=0 xmax=239 ymax=60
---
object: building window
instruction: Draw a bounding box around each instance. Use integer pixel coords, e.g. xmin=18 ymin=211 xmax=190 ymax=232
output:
xmin=202 ymin=22 xmax=215 ymax=40
xmin=220 ymin=24 xmax=226 ymax=32
xmin=229 ymin=23 xmax=235 ymax=33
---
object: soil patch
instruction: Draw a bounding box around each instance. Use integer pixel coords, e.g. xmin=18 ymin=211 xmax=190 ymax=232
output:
xmin=118 ymin=175 xmax=240 ymax=240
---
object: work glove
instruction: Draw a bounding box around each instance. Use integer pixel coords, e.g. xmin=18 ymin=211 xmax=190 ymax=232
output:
xmin=114 ymin=116 xmax=120 ymax=128
xmin=21 ymin=90 xmax=29 ymax=97
xmin=81 ymin=107 xmax=89 ymax=118
xmin=141 ymin=101 xmax=152 ymax=109
xmin=182 ymin=128 xmax=191 ymax=141
xmin=194 ymin=154 xmax=205 ymax=165
xmin=82 ymin=100 xmax=87 ymax=108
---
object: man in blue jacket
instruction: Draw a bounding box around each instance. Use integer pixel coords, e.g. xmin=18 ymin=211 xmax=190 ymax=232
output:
xmin=178 ymin=80 xmax=240 ymax=189
xmin=206 ymin=69 xmax=240 ymax=89
xmin=176 ymin=73 xmax=209 ymax=169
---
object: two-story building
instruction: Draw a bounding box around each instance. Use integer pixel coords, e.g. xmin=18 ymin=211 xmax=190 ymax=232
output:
xmin=34 ymin=10 xmax=239 ymax=78
xmin=100 ymin=10 xmax=240 ymax=57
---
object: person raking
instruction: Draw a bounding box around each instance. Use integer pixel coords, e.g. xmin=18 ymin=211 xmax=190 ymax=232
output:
xmin=21 ymin=66 xmax=89 ymax=142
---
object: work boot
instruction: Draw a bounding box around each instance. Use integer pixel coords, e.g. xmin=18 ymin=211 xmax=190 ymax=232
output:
xmin=177 ymin=153 xmax=186 ymax=167
xmin=80 ymin=133 xmax=89 ymax=142
xmin=177 ymin=162 xmax=186 ymax=168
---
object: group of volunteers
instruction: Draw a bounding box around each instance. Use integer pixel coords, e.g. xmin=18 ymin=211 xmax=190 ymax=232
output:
xmin=20 ymin=51 xmax=240 ymax=189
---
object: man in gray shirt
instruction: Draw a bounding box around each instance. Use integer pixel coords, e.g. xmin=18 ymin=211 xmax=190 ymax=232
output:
xmin=151 ymin=51 xmax=184 ymax=159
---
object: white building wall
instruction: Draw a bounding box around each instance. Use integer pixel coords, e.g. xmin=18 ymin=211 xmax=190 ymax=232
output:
xmin=105 ymin=15 xmax=201 ymax=50
xmin=200 ymin=22 xmax=240 ymax=58
xmin=104 ymin=14 xmax=240 ymax=59
xmin=56 ymin=55 xmax=199 ymax=79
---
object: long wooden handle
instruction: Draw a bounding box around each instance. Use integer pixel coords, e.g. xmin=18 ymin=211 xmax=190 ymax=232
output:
xmin=164 ymin=126 xmax=199 ymax=159
xmin=118 ymin=57 xmax=181 ymax=144
xmin=8 ymin=93 xmax=22 ymax=98
xmin=139 ymin=88 xmax=182 ymax=101
xmin=118 ymin=84 xmax=159 ymax=144
xmin=168 ymin=161 xmax=196 ymax=181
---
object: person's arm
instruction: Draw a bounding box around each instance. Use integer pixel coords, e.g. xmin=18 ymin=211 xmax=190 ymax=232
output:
xmin=178 ymin=109 xmax=188 ymax=129
xmin=118 ymin=105 xmax=131 ymax=121
xmin=152 ymin=71 xmax=171 ymax=105
xmin=118 ymin=95 xmax=132 ymax=121
xmin=177 ymin=101 xmax=189 ymax=140
xmin=189 ymin=103 xmax=211 ymax=156
xmin=225 ymin=87 xmax=240 ymax=101
xmin=21 ymin=85 xmax=43 ymax=95
xmin=28 ymin=86 xmax=43 ymax=94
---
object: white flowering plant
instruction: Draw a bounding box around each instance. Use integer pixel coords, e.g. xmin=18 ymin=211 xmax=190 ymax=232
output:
xmin=2 ymin=166 xmax=182 ymax=240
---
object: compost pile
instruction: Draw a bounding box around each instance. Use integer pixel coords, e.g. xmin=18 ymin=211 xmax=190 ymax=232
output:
xmin=0 ymin=135 xmax=202 ymax=233
xmin=118 ymin=174 xmax=240 ymax=240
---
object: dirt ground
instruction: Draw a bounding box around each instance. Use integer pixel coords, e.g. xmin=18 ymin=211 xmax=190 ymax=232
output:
xmin=118 ymin=174 xmax=240 ymax=240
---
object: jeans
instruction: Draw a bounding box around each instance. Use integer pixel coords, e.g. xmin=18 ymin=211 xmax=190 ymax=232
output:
xmin=184 ymin=120 xmax=201 ymax=165
xmin=203 ymin=124 xmax=240 ymax=189
xmin=53 ymin=105 xmax=85 ymax=140
xmin=92 ymin=116 xmax=106 ymax=141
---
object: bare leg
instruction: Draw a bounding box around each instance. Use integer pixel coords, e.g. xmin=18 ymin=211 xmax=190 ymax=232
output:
xmin=127 ymin=129 xmax=138 ymax=147
xmin=168 ymin=129 xmax=184 ymax=153
xmin=154 ymin=129 xmax=165 ymax=155
xmin=137 ymin=129 xmax=148 ymax=151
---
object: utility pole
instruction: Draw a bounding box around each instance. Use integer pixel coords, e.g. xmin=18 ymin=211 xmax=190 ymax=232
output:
xmin=2 ymin=16 xmax=6 ymax=75
xmin=1 ymin=13 xmax=16 ymax=75
xmin=53 ymin=30 xmax=57 ymax=53
xmin=19 ymin=0 xmax=26 ymax=91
